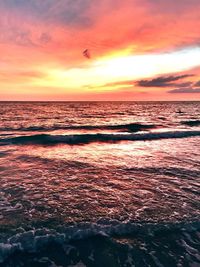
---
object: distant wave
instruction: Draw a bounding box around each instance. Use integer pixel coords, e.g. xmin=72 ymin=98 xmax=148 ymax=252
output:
xmin=181 ymin=120 xmax=200 ymax=127
xmin=1 ymin=130 xmax=200 ymax=145
xmin=0 ymin=123 xmax=155 ymax=133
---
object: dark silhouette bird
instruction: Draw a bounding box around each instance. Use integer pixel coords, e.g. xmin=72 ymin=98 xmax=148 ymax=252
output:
xmin=83 ymin=49 xmax=90 ymax=59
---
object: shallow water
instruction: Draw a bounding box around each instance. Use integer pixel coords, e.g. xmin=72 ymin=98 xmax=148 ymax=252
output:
xmin=0 ymin=101 xmax=200 ymax=266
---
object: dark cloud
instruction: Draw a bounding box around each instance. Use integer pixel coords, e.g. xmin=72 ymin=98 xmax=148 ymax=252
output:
xmin=176 ymin=82 xmax=193 ymax=88
xmin=86 ymin=77 xmax=195 ymax=92
xmin=137 ymin=73 xmax=200 ymax=94
xmin=136 ymin=74 xmax=192 ymax=87
xmin=194 ymin=80 xmax=200 ymax=87
xmin=51 ymin=0 xmax=93 ymax=27
xmin=0 ymin=0 xmax=93 ymax=28
xmin=168 ymin=87 xmax=200 ymax=94
xmin=101 ymin=79 xmax=193 ymax=89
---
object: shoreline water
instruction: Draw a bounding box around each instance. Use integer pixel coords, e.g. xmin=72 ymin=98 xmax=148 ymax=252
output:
xmin=0 ymin=101 xmax=200 ymax=266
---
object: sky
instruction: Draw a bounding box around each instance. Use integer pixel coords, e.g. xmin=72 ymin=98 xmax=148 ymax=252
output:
xmin=0 ymin=0 xmax=200 ymax=101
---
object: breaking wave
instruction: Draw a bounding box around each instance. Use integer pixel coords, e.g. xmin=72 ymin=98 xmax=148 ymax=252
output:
xmin=1 ymin=130 xmax=200 ymax=145
xmin=181 ymin=120 xmax=200 ymax=127
xmin=1 ymin=220 xmax=200 ymax=266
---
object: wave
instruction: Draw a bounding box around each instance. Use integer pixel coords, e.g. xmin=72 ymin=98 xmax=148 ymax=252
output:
xmin=0 ymin=123 xmax=155 ymax=133
xmin=1 ymin=130 xmax=200 ymax=145
xmin=181 ymin=120 xmax=200 ymax=127
xmin=0 ymin=220 xmax=200 ymax=265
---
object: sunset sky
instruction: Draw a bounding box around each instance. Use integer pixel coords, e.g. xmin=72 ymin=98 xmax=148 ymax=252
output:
xmin=1 ymin=0 xmax=200 ymax=101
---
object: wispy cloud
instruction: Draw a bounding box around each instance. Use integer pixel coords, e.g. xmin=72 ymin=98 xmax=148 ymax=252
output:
xmin=136 ymin=73 xmax=200 ymax=94
xmin=168 ymin=87 xmax=200 ymax=93
xmin=136 ymin=75 xmax=192 ymax=87
xmin=0 ymin=0 xmax=93 ymax=27
xmin=1 ymin=0 xmax=200 ymax=51
xmin=194 ymin=80 xmax=200 ymax=87
xmin=39 ymin=32 xmax=52 ymax=45
xmin=0 ymin=70 xmax=45 ymax=82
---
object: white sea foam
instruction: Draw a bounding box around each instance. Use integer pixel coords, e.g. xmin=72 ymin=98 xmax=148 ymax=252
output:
xmin=1 ymin=220 xmax=200 ymax=263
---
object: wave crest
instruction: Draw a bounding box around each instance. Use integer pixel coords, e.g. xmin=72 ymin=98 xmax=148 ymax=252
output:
xmin=181 ymin=120 xmax=200 ymax=127
xmin=1 ymin=130 xmax=200 ymax=145
xmin=1 ymin=220 xmax=200 ymax=264
xmin=0 ymin=123 xmax=155 ymax=133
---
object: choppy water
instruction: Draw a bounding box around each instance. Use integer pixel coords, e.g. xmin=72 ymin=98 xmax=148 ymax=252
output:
xmin=0 ymin=101 xmax=200 ymax=267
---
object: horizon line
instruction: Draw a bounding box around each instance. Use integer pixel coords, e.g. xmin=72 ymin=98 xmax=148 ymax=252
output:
xmin=0 ymin=100 xmax=200 ymax=103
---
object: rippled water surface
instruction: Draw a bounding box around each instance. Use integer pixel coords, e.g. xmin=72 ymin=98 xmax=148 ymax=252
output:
xmin=0 ymin=101 xmax=200 ymax=267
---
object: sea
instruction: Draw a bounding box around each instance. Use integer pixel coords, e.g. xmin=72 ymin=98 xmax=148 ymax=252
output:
xmin=0 ymin=101 xmax=200 ymax=267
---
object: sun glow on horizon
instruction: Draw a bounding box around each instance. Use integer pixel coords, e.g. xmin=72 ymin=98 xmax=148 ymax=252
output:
xmin=93 ymin=47 xmax=200 ymax=80
xmin=32 ymin=47 xmax=200 ymax=93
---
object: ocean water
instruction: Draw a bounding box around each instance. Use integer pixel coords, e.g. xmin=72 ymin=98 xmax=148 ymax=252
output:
xmin=0 ymin=101 xmax=200 ymax=267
